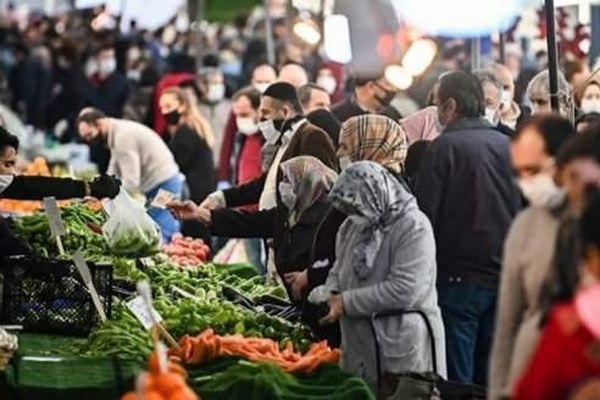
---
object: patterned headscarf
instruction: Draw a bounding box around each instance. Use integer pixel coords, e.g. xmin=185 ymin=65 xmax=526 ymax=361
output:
xmin=330 ymin=161 xmax=415 ymax=278
xmin=279 ymin=156 xmax=338 ymax=226
xmin=338 ymin=114 xmax=408 ymax=173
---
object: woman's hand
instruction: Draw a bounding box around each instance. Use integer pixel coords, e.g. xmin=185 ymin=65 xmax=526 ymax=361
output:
xmin=284 ymin=270 xmax=308 ymax=302
xmin=167 ymin=201 xmax=212 ymax=225
xmin=319 ymin=294 xmax=344 ymax=326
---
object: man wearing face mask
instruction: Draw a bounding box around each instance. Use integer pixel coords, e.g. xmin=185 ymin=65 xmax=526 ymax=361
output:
xmin=227 ymin=87 xmax=264 ymax=192
xmin=488 ymin=114 xmax=575 ymax=399
xmin=416 ymin=71 xmax=523 ymax=386
xmin=217 ymin=63 xmax=278 ymax=188
xmin=201 ymin=82 xmax=337 ymax=211
xmin=77 ymin=108 xmax=182 ymax=241
xmin=85 ymin=44 xmax=131 ymax=173
xmin=474 ymin=70 xmax=516 ymax=137
xmin=489 ymin=63 xmax=531 ymax=131
xmin=196 ymin=67 xmax=231 ymax=167
xmin=330 ymin=71 xmax=399 ymax=123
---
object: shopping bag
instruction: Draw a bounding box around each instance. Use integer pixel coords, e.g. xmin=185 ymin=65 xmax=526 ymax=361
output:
xmin=102 ymin=188 xmax=161 ymax=257
xmin=371 ymin=310 xmax=486 ymax=400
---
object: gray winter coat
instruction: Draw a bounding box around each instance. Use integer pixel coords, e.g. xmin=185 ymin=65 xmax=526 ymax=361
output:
xmin=325 ymin=195 xmax=447 ymax=390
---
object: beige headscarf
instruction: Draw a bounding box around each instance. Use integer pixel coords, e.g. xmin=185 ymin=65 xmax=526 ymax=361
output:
xmin=338 ymin=115 xmax=408 ymax=173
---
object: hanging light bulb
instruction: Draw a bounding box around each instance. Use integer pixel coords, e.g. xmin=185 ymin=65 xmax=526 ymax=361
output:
xmin=324 ymin=15 xmax=353 ymax=64
xmin=293 ymin=19 xmax=321 ymax=46
xmin=402 ymin=38 xmax=438 ymax=76
xmin=385 ymin=65 xmax=413 ymax=90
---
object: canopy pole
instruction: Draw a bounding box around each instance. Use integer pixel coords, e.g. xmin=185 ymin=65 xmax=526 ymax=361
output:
xmin=545 ymin=0 xmax=560 ymax=112
xmin=470 ymin=37 xmax=480 ymax=71
xmin=498 ymin=32 xmax=506 ymax=64
xmin=263 ymin=0 xmax=276 ymax=66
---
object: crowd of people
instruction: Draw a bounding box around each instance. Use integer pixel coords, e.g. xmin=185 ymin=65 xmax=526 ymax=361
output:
xmin=2 ymin=3 xmax=600 ymax=399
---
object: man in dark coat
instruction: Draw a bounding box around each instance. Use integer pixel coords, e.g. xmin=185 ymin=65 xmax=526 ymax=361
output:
xmin=415 ymin=71 xmax=522 ymax=387
xmin=200 ymin=81 xmax=338 ymax=212
xmin=330 ymin=71 xmax=399 ymax=123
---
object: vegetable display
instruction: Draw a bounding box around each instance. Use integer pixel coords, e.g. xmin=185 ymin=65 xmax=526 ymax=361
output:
xmin=14 ymin=202 xmax=107 ymax=257
xmin=174 ymin=329 xmax=340 ymax=374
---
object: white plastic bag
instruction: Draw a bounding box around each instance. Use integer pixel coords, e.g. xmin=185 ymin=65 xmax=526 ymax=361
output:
xmin=102 ymin=189 xmax=161 ymax=256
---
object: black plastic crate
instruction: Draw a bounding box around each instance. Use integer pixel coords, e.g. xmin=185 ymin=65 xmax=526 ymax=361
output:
xmin=0 ymin=257 xmax=113 ymax=336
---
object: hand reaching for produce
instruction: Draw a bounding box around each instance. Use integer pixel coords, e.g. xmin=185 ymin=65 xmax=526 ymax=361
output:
xmin=167 ymin=201 xmax=212 ymax=225
xmin=90 ymin=174 xmax=122 ymax=199
xmin=319 ymin=294 xmax=344 ymax=326
xmin=284 ymin=271 xmax=308 ymax=302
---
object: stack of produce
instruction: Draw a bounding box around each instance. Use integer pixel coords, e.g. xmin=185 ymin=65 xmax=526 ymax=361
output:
xmin=14 ymin=202 xmax=107 ymax=257
xmin=161 ymin=234 xmax=211 ymax=267
xmin=174 ymin=329 xmax=339 ymax=374
xmin=83 ymin=291 xmax=311 ymax=363
xmin=121 ymin=351 xmax=198 ymax=400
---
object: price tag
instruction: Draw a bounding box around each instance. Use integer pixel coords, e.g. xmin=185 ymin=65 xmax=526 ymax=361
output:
xmin=43 ymin=197 xmax=65 ymax=236
xmin=150 ymin=189 xmax=177 ymax=209
xmin=126 ymin=296 xmax=163 ymax=330
xmin=73 ymin=252 xmax=107 ymax=322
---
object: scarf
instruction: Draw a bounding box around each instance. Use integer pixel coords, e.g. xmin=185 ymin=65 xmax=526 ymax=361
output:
xmin=338 ymin=114 xmax=408 ymax=173
xmin=330 ymin=161 xmax=414 ymax=278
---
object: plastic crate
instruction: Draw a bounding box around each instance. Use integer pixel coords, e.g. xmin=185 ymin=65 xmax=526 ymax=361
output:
xmin=0 ymin=257 xmax=113 ymax=336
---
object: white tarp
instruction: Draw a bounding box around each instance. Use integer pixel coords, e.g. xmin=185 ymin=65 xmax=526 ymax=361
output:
xmin=75 ymin=0 xmax=185 ymax=31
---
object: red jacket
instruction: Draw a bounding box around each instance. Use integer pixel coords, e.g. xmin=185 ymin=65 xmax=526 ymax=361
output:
xmin=514 ymin=302 xmax=600 ymax=400
xmin=152 ymin=72 xmax=194 ymax=135
xmin=238 ymin=133 xmax=263 ymax=185
xmin=217 ymin=111 xmax=238 ymax=182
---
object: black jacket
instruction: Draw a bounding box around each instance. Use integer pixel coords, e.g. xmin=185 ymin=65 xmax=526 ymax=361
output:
xmin=221 ymin=118 xmax=337 ymax=208
xmin=169 ymin=124 xmax=215 ymax=203
xmin=210 ymin=199 xmax=346 ymax=345
xmin=1 ymin=176 xmax=86 ymax=200
xmin=416 ymin=118 xmax=522 ymax=288
xmin=0 ymin=175 xmax=89 ymax=258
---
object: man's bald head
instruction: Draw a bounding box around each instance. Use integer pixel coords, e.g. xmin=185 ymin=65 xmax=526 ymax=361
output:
xmin=278 ymin=63 xmax=309 ymax=88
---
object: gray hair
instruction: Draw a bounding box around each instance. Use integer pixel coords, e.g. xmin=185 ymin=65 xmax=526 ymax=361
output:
xmin=526 ymin=69 xmax=573 ymax=120
xmin=473 ymin=69 xmax=503 ymax=101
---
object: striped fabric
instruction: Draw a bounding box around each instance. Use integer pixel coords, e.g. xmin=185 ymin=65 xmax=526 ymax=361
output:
xmin=338 ymin=114 xmax=408 ymax=173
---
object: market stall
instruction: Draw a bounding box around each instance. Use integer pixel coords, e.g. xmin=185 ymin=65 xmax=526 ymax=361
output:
xmin=0 ymin=197 xmax=375 ymax=400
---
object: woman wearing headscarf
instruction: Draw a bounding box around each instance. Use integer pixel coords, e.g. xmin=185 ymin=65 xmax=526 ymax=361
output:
xmin=337 ymin=114 xmax=408 ymax=176
xmin=526 ymin=69 xmax=572 ymax=119
xmin=317 ymin=161 xmax=446 ymax=393
xmin=169 ymin=156 xmax=345 ymax=345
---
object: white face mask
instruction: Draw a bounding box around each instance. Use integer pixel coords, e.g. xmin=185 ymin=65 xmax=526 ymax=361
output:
xmin=580 ymin=99 xmax=600 ymax=114
xmin=316 ymin=75 xmax=337 ymax=95
xmin=339 ymin=156 xmax=351 ymax=171
xmin=484 ymin=107 xmax=499 ymax=126
xmin=98 ymin=58 xmax=116 ymax=77
xmin=236 ymin=117 xmax=258 ymax=135
xmin=518 ymin=173 xmax=559 ymax=207
xmin=254 ymin=82 xmax=270 ymax=94
xmin=278 ymin=181 xmax=296 ymax=211
xmin=207 ymin=83 xmax=225 ymax=102
xmin=85 ymin=59 xmax=98 ymax=77
xmin=127 ymin=70 xmax=141 ymax=82
xmin=501 ymin=90 xmax=512 ymax=108
xmin=258 ymin=119 xmax=281 ymax=144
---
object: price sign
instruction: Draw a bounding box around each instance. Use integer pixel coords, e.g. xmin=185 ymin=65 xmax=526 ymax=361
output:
xmin=43 ymin=197 xmax=65 ymax=237
xmin=126 ymin=296 xmax=163 ymax=330
xmin=73 ymin=252 xmax=107 ymax=322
